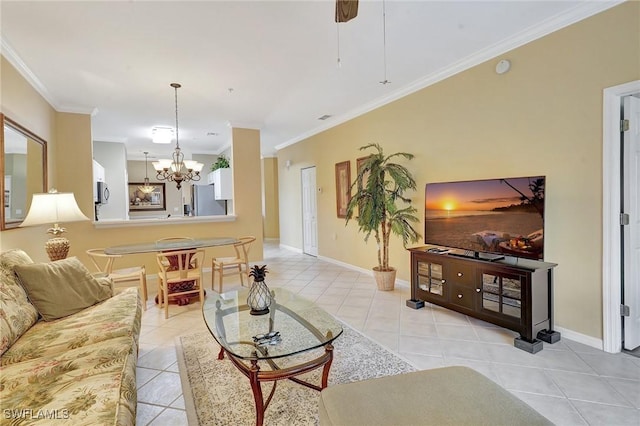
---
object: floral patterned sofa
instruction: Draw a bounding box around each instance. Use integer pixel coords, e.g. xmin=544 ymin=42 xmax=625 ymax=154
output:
xmin=0 ymin=249 xmax=142 ymax=425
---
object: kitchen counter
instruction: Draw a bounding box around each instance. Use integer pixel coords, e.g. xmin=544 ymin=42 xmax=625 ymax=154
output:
xmin=93 ymin=214 xmax=236 ymax=229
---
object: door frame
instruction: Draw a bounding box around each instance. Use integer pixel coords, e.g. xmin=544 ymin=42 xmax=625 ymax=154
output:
xmin=602 ymin=80 xmax=640 ymax=353
xmin=301 ymin=166 xmax=318 ymax=256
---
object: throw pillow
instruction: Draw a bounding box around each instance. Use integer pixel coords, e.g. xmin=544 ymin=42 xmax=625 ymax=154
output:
xmin=14 ymin=257 xmax=113 ymax=321
xmin=0 ymin=249 xmax=40 ymax=355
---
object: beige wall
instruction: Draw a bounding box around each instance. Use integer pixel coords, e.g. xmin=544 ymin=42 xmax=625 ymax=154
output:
xmin=55 ymin=112 xmax=94 ymax=212
xmin=262 ymin=157 xmax=280 ymax=239
xmin=1 ymin=59 xmax=264 ymax=269
xmin=230 ymin=127 xmax=264 ymax=250
xmin=277 ymin=2 xmax=640 ymax=340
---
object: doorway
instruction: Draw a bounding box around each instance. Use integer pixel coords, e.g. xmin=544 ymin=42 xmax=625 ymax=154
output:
xmin=622 ymin=95 xmax=640 ymax=353
xmin=602 ymin=80 xmax=640 ymax=353
xmin=301 ymin=167 xmax=318 ymax=256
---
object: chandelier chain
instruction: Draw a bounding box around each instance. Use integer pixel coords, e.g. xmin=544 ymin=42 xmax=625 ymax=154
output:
xmin=381 ymin=0 xmax=390 ymax=85
xmin=144 ymin=152 xmax=150 ymax=180
xmin=173 ymin=83 xmax=180 ymax=149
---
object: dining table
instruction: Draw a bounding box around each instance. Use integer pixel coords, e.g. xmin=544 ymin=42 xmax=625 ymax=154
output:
xmin=104 ymin=237 xmax=240 ymax=306
xmin=104 ymin=237 xmax=239 ymax=255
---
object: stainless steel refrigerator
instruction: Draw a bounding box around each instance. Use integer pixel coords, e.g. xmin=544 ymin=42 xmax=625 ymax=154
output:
xmin=192 ymin=185 xmax=227 ymax=216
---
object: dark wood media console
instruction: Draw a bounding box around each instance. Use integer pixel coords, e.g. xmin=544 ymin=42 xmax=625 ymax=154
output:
xmin=406 ymin=246 xmax=561 ymax=353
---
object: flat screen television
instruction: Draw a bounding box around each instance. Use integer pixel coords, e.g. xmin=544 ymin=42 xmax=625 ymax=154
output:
xmin=424 ymin=176 xmax=545 ymax=260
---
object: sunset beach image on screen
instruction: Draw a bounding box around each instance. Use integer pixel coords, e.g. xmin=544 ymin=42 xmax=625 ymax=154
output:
xmin=424 ymin=176 xmax=545 ymax=260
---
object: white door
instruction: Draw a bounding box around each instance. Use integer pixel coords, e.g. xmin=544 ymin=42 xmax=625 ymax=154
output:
xmin=301 ymin=167 xmax=318 ymax=256
xmin=623 ymin=95 xmax=640 ymax=350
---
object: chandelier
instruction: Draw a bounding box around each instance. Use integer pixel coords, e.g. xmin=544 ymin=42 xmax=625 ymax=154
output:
xmin=138 ymin=151 xmax=155 ymax=194
xmin=152 ymin=83 xmax=203 ymax=190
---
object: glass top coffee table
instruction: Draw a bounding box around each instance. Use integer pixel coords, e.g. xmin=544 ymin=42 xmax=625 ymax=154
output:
xmin=202 ymin=287 xmax=343 ymax=426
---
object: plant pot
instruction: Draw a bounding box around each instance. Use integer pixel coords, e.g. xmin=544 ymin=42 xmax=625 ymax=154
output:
xmin=373 ymin=266 xmax=396 ymax=291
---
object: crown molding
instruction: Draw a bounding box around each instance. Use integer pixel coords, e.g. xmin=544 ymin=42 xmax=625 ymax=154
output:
xmin=2 ymin=37 xmax=97 ymax=116
xmin=226 ymin=120 xmax=262 ymax=130
xmin=275 ymin=0 xmax=625 ymax=151
xmin=1 ymin=38 xmax=59 ymax=109
xmin=2 ymin=0 xmax=625 ymax=153
xmin=57 ymin=105 xmax=99 ymax=116
xmin=215 ymin=142 xmax=232 ymax=155
xmin=94 ymin=137 xmax=127 ymax=144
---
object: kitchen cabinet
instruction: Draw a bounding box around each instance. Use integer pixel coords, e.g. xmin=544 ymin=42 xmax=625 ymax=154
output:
xmin=207 ymin=168 xmax=232 ymax=200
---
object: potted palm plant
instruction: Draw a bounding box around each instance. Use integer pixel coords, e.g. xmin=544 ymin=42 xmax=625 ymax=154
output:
xmin=345 ymin=143 xmax=421 ymax=290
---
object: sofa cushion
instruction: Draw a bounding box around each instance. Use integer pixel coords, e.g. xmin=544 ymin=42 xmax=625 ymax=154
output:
xmin=319 ymin=366 xmax=553 ymax=425
xmin=0 ymin=335 xmax=138 ymax=425
xmin=0 ymin=249 xmax=39 ymax=356
xmin=2 ymin=287 xmax=141 ymax=366
xmin=14 ymin=256 xmax=113 ymax=321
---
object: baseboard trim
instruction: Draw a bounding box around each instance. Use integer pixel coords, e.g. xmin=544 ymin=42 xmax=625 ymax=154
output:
xmin=311 ymin=255 xmax=603 ymax=345
xmin=129 ymin=243 xmax=602 ymax=349
xmin=317 ymin=255 xmax=410 ymax=288
xmin=278 ymin=243 xmax=303 ymax=254
xmin=554 ymin=326 xmax=604 ymax=350
xmin=317 ymin=255 xmax=372 ymax=275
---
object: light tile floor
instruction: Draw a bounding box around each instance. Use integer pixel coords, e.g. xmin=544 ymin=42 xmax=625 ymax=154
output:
xmin=136 ymin=242 xmax=640 ymax=425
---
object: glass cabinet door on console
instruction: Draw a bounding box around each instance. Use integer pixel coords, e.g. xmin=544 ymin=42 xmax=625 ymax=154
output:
xmin=480 ymin=270 xmax=524 ymax=322
xmin=416 ymin=260 xmax=445 ymax=300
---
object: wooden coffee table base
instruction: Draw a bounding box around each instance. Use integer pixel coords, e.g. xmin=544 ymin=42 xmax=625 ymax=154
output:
xmin=217 ymin=342 xmax=335 ymax=426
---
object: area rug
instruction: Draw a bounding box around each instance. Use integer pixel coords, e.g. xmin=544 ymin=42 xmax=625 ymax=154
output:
xmin=175 ymin=324 xmax=416 ymax=426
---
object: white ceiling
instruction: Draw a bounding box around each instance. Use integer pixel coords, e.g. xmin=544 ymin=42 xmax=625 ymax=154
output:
xmin=1 ymin=1 xmax=621 ymax=160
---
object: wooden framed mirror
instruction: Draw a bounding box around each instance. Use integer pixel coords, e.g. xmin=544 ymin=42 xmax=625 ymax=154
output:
xmin=0 ymin=114 xmax=48 ymax=230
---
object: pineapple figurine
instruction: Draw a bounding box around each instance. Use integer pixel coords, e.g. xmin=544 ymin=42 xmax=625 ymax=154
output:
xmin=247 ymin=265 xmax=272 ymax=315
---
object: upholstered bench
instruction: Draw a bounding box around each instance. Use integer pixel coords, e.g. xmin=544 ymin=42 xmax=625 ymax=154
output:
xmin=318 ymin=366 xmax=552 ymax=425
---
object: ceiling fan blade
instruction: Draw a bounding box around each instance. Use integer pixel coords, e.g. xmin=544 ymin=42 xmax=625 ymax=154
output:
xmin=335 ymin=0 xmax=358 ymax=23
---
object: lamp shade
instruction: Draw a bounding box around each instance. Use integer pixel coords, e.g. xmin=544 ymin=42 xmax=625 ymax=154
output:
xmin=20 ymin=192 xmax=90 ymax=228
xmin=153 ymin=159 xmax=172 ymax=171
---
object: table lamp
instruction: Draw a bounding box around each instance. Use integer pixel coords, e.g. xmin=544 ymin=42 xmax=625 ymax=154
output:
xmin=19 ymin=189 xmax=90 ymax=261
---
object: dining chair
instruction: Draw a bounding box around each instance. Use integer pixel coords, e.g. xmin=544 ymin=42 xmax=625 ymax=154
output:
xmin=156 ymin=248 xmax=205 ymax=319
xmin=85 ymin=248 xmax=148 ymax=310
xmin=155 ymin=236 xmax=196 ymax=250
xmin=211 ymin=236 xmax=256 ymax=293
xmin=155 ymin=237 xmax=196 ymax=267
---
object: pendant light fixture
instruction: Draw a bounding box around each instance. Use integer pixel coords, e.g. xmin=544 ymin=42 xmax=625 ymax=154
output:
xmin=138 ymin=152 xmax=155 ymax=194
xmin=153 ymin=83 xmax=204 ymax=190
